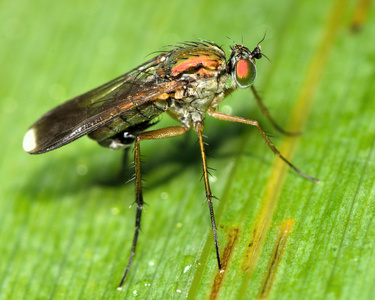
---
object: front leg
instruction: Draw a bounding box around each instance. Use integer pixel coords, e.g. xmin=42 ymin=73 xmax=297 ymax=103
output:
xmin=250 ymin=86 xmax=301 ymax=136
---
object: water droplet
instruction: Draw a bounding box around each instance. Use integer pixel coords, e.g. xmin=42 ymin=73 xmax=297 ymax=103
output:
xmin=76 ymin=164 xmax=88 ymax=176
xmin=161 ymin=192 xmax=169 ymax=199
xmin=111 ymin=207 xmax=120 ymax=215
xmin=183 ymin=265 xmax=191 ymax=273
xmin=222 ymin=105 xmax=232 ymax=114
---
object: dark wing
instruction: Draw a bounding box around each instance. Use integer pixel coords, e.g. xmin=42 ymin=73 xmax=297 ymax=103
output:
xmin=23 ymin=51 xmax=183 ymax=154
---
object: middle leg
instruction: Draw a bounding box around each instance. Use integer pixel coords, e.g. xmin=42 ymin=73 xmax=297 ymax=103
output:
xmin=194 ymin=121 xmax=223 ymax=271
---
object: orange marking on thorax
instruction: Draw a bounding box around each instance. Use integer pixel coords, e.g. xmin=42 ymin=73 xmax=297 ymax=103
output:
xmin=171 ymin=55 xmax=220 ymax=76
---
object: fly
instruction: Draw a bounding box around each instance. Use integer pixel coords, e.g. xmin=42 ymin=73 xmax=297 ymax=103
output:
xmin=22 ymin=38 xmax=318 ymax=289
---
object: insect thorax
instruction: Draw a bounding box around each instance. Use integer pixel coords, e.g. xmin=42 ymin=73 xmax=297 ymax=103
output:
xmin=165 ymin=73 xmax=228 ymax=127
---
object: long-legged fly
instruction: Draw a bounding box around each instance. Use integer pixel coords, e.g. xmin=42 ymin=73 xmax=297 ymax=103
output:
xmin=23 ymin=38 xmax=318 ymax=289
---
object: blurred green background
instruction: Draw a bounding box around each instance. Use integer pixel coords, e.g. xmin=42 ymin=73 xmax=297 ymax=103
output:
xmin=1 ymin=0 xmax=374 ymax=299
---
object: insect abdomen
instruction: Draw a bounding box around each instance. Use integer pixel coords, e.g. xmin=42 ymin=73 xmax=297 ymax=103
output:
xmin=88 ymin=101 xmax=167 ymax=147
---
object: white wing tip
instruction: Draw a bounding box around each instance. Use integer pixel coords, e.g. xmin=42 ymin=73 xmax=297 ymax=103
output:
xmin=23 ymin=128 xmax=37 ymax=153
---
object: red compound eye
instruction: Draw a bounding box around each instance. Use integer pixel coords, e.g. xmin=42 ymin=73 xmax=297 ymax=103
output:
xmin=234 ymin=59 xmax=256 ymax=88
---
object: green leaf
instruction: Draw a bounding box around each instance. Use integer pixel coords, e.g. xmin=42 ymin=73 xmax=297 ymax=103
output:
xmin=1 ymin=0 xmax=375 ymax=299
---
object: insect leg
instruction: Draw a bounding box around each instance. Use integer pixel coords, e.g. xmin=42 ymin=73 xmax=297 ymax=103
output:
xmin=118 ymin=126 xmax=189 ymax=289
xmin=250 ymin=85 xmax=301 ymax=136
xmin=194 ymin=121 xmax=223 ymax=271
xmin=208 ymin=110 xmax=319 ymax=182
